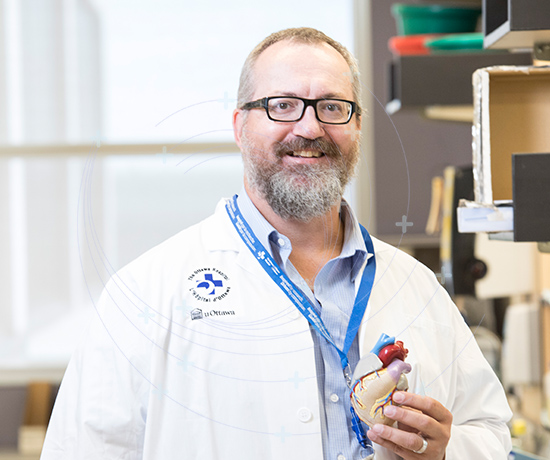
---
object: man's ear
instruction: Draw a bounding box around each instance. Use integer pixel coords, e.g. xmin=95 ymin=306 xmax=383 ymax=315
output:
xmin=233 ymin=108 xmax=244 ymax=149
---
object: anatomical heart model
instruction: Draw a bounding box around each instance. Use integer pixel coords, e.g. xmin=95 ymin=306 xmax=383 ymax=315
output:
xmin=350 ymin=333 xmax=411 ymax=427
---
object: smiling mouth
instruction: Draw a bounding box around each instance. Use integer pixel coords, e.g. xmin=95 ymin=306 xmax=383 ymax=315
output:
xmin=287 ymin=150 xmax=325 ymax=158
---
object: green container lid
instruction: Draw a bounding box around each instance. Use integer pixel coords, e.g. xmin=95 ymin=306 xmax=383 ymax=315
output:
xmin=426 ymin=33 xmax=484 ymax=50
xmin=392 ymin=4 xmax=482 ymax=36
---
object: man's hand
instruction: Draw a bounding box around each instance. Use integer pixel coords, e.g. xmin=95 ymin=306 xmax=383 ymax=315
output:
xmin=366 ymin=391 xmax=452 ymax=460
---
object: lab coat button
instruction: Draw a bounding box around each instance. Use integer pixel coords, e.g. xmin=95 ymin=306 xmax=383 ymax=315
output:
xmin=289 ymin=310 xmax=300 ymax=320
xmin=329 ymin=393 xmax=339 ymax=403
xmin=297 ymin=407 xmax=312 ymax=423
xmin=337 ymin=455 xmax=346 ymax=460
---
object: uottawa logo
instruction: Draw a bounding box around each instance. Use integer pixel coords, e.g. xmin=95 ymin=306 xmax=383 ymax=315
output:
xmin=187 ymin=268 xmax=232 ymax=303
xmin=190 ymin=308 xmax=235 ymax=321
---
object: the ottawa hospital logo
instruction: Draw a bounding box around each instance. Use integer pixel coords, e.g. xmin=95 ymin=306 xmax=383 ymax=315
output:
xmin=188 ymin=268 xmax=232 ymax=303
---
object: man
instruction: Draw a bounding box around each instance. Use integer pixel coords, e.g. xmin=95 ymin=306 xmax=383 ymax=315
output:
xmin=42 ymin=28 xmax=512 ymax=460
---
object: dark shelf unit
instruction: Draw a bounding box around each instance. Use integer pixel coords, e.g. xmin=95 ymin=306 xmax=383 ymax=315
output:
xmin=373 ymin=1 xmax=549 ymax=246
xmin=483 ymin=0 xmax=550 ymax=48
xmin=387 ymin=51 xmax=532 ymax=113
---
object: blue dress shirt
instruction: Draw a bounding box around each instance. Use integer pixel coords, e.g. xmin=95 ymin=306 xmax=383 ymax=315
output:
xmin=236 ymin=189 xmax=372 ymax=460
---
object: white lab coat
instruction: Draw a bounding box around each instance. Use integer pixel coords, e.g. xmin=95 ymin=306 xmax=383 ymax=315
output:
xmin=41 ymin=199 xmax=512 ymax=460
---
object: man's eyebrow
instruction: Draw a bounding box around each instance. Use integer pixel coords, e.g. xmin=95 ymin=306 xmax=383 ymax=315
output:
xmin=321 ymin=92 xmax=347 ymax=99
xmin=273 ymin=92 xmax=349 ymax=100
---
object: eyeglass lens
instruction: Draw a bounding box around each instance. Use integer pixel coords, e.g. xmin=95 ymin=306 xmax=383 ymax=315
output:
xmin=267 ymin=97 xmax=352 ymax=123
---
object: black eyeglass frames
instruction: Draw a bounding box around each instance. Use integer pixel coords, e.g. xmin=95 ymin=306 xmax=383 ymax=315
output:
xmin=241 ymin=96 xmax=361 ymax=125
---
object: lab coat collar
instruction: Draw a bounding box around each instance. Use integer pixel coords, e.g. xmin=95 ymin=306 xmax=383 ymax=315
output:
xmin=201 ymin=198 xmax=265 ymax=277
xmin=202 ymin=198 xmax=240 ymax=251
xmin=203 ymin=196 xmax=377 ymax=286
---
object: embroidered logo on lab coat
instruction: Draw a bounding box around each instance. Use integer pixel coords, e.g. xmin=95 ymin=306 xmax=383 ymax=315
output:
xmin=187 ymin=267 xmax=231 ymax=303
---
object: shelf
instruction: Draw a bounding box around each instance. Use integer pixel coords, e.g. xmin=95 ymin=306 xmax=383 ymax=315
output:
xmin=485 ymin=23 xmax=550 ymax=50
xmin=483 ymin=0 xmax=550 ymax=49
xmin=387 ymin=51 xmax=532 ymax=114
xmin=423 ymin=105 xmax=474 ymax=122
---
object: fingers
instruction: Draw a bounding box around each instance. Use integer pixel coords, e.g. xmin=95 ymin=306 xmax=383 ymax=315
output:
xmin=384 ymin=402 xmax=440 ymax=439
xmin=390 ymin=392 xmax=452 ymax=443
xmin=393 ymin=391 xmax=452 ymax=425
xmin=396 ymin=421 xmax=418 ymax=433
xmin=366 ymin=392 xmax=452 ymax=460
xmin=368 ymin=424 xmax=429 ymax=459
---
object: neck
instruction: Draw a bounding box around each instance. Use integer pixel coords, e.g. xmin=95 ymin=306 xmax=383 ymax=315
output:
xmin=245 ymin=184 xmax=345 ymax=289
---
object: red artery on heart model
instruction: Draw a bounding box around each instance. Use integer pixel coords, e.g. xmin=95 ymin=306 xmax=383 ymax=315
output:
xmin=350 ymin=334 xmax=411 ymax=427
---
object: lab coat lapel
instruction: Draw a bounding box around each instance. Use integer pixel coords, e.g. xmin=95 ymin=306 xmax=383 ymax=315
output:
xmin=202 ymin=198 xmax=278 ymax=281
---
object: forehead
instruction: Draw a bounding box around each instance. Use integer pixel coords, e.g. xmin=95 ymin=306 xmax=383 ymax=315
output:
xmin=251 ymin=40 xmax=353 ymax=99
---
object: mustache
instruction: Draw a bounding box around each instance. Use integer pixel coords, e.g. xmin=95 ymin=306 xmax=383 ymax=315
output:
xmin=273 ymin=138 xmax=342 ymax=159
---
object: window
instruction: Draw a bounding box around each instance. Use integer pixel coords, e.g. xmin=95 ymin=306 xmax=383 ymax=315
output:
xmin=98 ymin=0 xmax=354 ymax=143
xmin=0 ymin=0 xmax=355 ymax=374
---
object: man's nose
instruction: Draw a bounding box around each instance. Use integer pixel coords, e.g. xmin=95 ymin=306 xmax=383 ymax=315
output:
xmin=292 ymin=106 xmax=325 ymax=139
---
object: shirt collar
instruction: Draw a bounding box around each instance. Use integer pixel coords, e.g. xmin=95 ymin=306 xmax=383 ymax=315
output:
xmin=236 ymin=187 xmax=369 ymax=280
xmin=236 ymin=187 xmax=279 ymax=257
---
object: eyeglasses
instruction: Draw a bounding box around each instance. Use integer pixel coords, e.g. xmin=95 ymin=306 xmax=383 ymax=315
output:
xmin=241 ymin=96 xmax=361 ymax=125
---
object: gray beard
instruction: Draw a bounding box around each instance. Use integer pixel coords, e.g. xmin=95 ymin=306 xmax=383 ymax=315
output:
xmin=241 ymin=133 xmax=358 ymax=222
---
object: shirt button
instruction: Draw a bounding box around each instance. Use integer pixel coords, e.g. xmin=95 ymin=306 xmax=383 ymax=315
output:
xmin=296 ymin=407 xmax=312 ymax=423
xmin=337 ymin=455 xmax=346 ymax=460
xmin=277 ymin=238 xmax=285 ymax=247
xmin=330 ymin=393 xmax=339 ymax=403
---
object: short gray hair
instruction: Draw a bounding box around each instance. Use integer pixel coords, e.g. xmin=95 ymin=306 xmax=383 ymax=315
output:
xmin=237 ymin=27 xmax=362 ymax=114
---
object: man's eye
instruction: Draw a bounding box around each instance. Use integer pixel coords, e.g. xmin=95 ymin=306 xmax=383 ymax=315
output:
xmin=274 ymin=101 xmax=296 ymax=112
xmin=269 ymin=99 xmax=297 ymax=112
xmin=325 ymin=103 xmax=342 ymax=112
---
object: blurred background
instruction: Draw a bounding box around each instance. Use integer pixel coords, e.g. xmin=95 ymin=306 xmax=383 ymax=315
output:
xmin=0 ymin=0 xmax=355 ymax=373
xmin=1 ymin=0 xmax=550 ymax=459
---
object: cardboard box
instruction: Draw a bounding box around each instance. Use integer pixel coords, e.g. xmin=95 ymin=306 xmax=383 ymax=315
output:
xmin=472 ymin=66 xmax=550 ymax=204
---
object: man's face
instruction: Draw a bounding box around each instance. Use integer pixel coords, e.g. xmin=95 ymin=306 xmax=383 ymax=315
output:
xmin=233 ymin=40 xmax=361 ymax=222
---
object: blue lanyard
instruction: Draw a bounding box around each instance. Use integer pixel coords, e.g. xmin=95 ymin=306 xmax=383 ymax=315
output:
xmin=226 ymin=195 xmax=376 ymax=453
